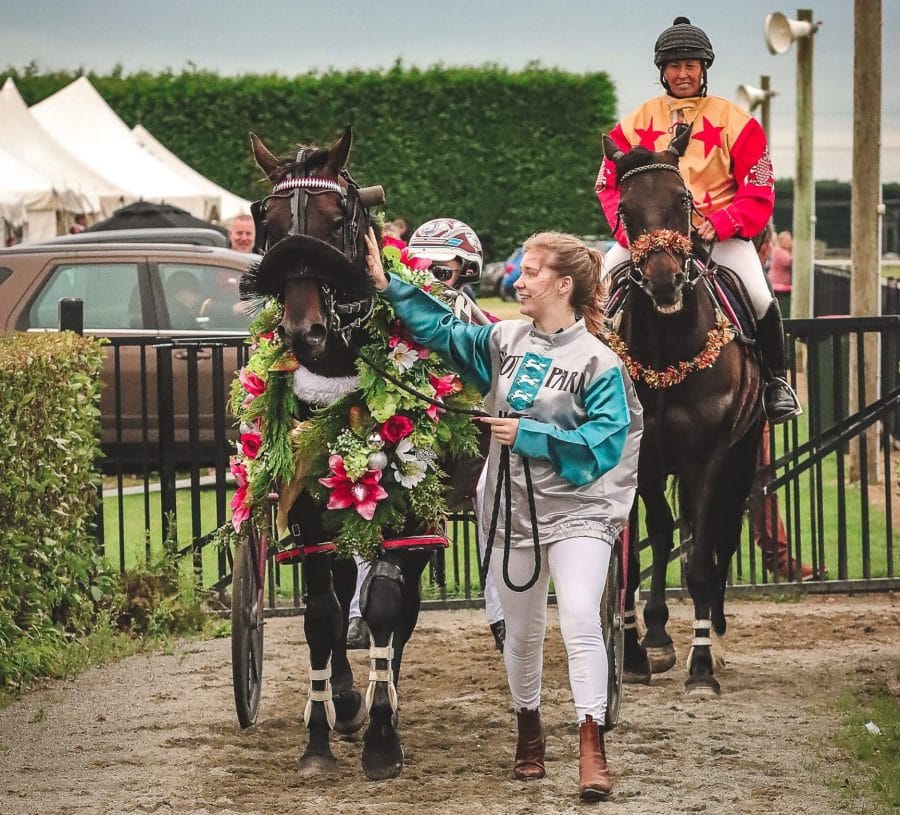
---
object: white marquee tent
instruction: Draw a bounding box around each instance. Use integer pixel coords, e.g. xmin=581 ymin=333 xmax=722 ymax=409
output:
xmin=132 ymin=124 xmax=252 ymax=225
xmin=0 ymin=145 xmax=68 ymax=241
xmin=0 ymin=78 xmax=127 ymax=221
xmin=30 ymin=77 xmax=219 ymax=220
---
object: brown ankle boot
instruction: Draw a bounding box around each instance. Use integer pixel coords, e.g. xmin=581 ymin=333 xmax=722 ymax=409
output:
xmin=579 ymin=715 xmax=611 ymax=800
xmin=513 ymin=708 xmax=545 ymax=780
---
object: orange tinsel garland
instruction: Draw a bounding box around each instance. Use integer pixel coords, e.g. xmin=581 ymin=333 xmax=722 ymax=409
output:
xmin=606 ymin=316 xmax=735 ymax=389
xmin=629 ymin=229 xmax=693 ymax=265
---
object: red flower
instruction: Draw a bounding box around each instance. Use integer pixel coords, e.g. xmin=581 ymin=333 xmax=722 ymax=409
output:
xmin=239 ymin=368 xmax=266 ymax=406
xmin=380 ymin=414 xmax=415 ymax=443
xmin=319 ymin=455 xmax=388 ymax=521
xmin=382 ymin=235 xmax=406 ymax=250
xmin=240 ymin=431 xmax=262 ymax=460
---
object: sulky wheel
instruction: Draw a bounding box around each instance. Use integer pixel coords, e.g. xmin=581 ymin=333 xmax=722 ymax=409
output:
xmin=231 ymin=524 xmax=266 ymax=728
xmin=601 ymin=539 xmax=625 ymax=730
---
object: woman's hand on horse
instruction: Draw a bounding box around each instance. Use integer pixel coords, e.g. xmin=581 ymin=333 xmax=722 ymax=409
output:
xmin=477 ymin=416 xmax=520 ymax=447
xmin=365 ymin=227 xmax=389 ymax=291
xmin=695 ymin=219 xmax=717 ymax=242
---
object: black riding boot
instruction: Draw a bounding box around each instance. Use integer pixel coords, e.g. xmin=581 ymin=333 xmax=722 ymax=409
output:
xmin=756 ymin=301 xmax=802 ymax=423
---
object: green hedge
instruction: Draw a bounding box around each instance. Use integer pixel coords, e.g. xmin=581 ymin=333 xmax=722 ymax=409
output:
xmin=0 ymin=332 xmax=106 ymax=689
xmin=7 ymin=65 xmax=617 ymax=259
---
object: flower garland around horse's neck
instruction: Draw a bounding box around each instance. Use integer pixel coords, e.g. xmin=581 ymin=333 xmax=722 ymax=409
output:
xmin=227 ymin=237 xmax=483 ymax=559
xmin=605 ymin=315 xmax=735 ymax=389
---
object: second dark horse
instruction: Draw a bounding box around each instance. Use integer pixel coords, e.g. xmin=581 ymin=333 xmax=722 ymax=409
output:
xmin=602 ymin=126 xmax=765 ymax=696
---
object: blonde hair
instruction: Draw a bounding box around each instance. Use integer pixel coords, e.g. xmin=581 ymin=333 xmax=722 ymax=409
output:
xmin=521 ymin=232 xmax=607 ymax=335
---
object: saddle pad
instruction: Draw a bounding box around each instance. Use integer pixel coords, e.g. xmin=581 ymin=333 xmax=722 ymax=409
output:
xmin=709 ymin=265 xmax=756 ymax=342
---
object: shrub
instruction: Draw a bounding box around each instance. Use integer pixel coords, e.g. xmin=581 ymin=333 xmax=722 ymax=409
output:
xmin=0 ymin=332 xmax=107 ymax=690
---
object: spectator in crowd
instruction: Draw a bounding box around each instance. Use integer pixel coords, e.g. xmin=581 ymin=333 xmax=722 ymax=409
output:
xmin=228 ymin=214 xmax=255 ymax=253
xmin=69 ymin=213 xmax=87 ymax=234
xmin=751 ymin=226 xmax=815 ymax=580
xmin=166 ymin=270 xmax=204 ymax=329
xmin=768 ymin=230 xmax=793 ymax=295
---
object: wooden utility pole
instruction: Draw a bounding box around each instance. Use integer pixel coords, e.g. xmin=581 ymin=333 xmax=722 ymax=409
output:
xmin=849 ymin=0 xmax=882 ymax=482
xmin=792 ymin=8 xmax=815 ymax=320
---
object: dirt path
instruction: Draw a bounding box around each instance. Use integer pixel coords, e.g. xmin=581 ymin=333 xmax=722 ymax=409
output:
xmin=1 ymin=595 xmax=896 ymax=815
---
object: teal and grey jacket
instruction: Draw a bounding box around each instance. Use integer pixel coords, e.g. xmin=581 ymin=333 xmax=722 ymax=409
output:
xmin=381 ymin=275 xmax=643 ymax=548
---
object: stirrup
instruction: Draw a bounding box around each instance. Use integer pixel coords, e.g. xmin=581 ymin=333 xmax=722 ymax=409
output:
xmin=763 ymin=377 xmax=802 ymax=424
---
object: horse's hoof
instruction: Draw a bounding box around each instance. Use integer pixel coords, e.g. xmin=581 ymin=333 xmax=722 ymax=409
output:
xmin=646 ymin=645 xmax=677 ymax=674
xmin=361 ymin=744 xmax=404 ymax=781
xmin=623 ymin=668 xmax=652 ymax=685
xmin=334 ymin=692 xmax=367 ymax=738
xmin=297 ymin=752 xmax=338 ymax=777
xmin=684 ymin=677 xmax=720 ymax=698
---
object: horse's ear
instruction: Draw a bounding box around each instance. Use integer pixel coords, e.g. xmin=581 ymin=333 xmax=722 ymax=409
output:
xmin=668 ymin=123 xmax=693 ymax=159
xmin=250 ymin=132 xmax=280 ymax=182
xmin=602 ymin=135 xmax=625 ymax=164
xmin=327 ymin=125 xmax=353 ymax=174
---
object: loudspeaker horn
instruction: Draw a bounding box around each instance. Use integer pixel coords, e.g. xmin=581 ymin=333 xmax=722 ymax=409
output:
xmin=736 ymin=84 xmax=777 ymax=112
xmin=764 ymin=12 xmax=818 ymax=55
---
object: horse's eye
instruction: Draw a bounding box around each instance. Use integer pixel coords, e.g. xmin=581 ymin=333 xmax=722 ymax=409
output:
xmin=333 ymin=219 xmax=345 ymax=233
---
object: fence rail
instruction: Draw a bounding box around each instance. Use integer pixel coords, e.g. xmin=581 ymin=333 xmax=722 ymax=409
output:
xmin=94 ymin=315 xmax=899 ymax=606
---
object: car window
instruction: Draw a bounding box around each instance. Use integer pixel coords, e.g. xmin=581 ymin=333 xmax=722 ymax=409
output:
xmin=159 ymin=263 xmax=248 ymax=331
xmin=28 ymin=262 xmax=143 ymax=330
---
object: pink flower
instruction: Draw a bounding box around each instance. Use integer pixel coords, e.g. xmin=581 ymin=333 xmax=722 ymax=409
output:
xmin=319 ymin=454 xmax=388 ymax=521
xmin=229 ymin=457 xmax=250 ymax=531
xmin=230 ymin=457 xmax=248 ymax=486
xmin=428 ymin=372 xmax=462 ymax=398
xmin=426 ymin=403 xmax=444 ymax=422
xmin=401 ymin=248 xmax=431 ymax=270
xmin=239 ymin=368 xmax=266 ymax=405
xmin=382 ymin=235 xmax=406 ymax=250
xmin=231 ymin=484 xmax=250 ymax=532
xmin=380 ymin=414 xmax=414 ymax=443
xmin=240 ymin=431 xmax=262 ymax=460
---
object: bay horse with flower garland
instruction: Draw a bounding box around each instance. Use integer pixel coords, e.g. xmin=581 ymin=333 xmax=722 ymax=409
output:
xmin=234 ymin=127 xmax=481 ymax=779
xmin=601 ymin=125 xmax=764 ymax=696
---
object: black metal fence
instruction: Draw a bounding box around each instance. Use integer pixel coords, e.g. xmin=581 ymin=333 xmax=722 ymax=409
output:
xmin=94 ymin=317 xmax=899 ymax=606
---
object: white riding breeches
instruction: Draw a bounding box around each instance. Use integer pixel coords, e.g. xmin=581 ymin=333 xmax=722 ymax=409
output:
xmin=491 ymin=536 xmax=612 ymax=722
xmin=602 ymin=238 xmax=773 ymax=320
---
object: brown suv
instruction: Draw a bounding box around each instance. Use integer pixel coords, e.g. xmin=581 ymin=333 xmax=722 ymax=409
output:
xmin=0 ymin=236 xmax=257 ymax=464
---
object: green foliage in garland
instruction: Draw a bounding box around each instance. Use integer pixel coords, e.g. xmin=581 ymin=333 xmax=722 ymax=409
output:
xmin=228 ymin=249 xmax=483 ymax=559
xmin=6 ymin=64 xmax=617 ymax=258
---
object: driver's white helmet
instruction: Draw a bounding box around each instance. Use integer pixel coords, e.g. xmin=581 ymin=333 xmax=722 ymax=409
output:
xmin=406 ymin=218 xmax=483 ymax=283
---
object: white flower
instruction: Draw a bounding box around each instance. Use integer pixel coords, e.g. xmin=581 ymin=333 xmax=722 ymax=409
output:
xmin=392 ymin=457 xmax=428 ymax=488
xmin=395 ymin=436 xmax=417 ymax=462
xmin=388 ymin=341 xmax=419 ymax=373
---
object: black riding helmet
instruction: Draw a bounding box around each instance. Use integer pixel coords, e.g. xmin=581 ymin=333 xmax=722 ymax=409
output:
xmin=654 ymin=16 xmax=715 ymax=97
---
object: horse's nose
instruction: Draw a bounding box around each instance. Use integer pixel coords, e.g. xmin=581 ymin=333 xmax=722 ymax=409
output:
xmin=301 ymin=322 xmax=328 ymax=349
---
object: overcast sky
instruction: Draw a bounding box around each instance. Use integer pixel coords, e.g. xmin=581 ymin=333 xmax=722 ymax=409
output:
xmin=2 ymin=0 xmax=898 ymax=182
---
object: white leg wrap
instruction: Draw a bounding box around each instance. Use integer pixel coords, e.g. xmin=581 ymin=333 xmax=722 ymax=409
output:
xmin=365 ymin=636 xmax=398 ymax=713
xmin=687 ymin=620 xmax=713 ymax=674
xmin=304 ymin=661 xmax=336 ymax=729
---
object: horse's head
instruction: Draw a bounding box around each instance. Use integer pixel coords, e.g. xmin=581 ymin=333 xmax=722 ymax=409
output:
xmin=603 ymin=125 xmax=697 ymax=314
xmin=241 ymin=127 xmax=384 ymax=368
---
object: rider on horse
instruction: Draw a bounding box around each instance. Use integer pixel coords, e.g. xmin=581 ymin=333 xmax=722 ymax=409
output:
xmin=596 ymin=15 xmax=802 ymax=424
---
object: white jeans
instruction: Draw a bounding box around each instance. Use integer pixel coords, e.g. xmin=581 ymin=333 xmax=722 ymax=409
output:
xmin=603 ymin=238 xmax=773 ymax=319
xmin=491 ymin=536 xmax=612 ymax=723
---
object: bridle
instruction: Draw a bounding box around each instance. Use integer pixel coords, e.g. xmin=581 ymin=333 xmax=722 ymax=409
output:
xmin=251 ymin=148 xmax=376 ymax=345
xmin=615 ymin=161 xmax=704 ymax=288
